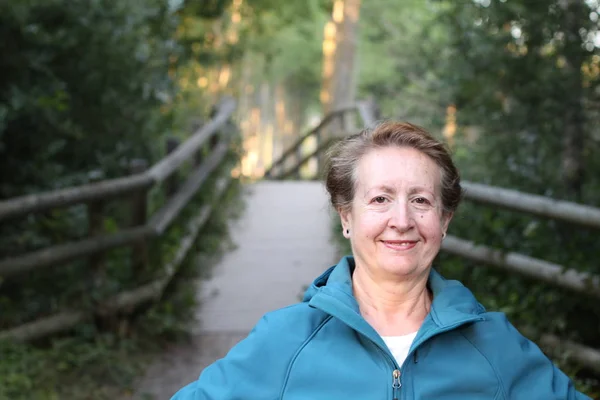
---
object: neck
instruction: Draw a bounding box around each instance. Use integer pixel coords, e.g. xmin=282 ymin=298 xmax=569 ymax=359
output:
xmin=352 ymin=265 xmax=432 ymax=336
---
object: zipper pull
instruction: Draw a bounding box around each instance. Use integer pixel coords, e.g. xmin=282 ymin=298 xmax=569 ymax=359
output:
xmin=392 ymin=369 xmax=401 ymax=399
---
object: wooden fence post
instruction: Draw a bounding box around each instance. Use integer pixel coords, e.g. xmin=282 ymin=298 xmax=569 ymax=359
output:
xmin=87 ymin=170 xmax=105 ymax=297
xmin=210 ymin=131 xmax=220 ymax=151
xmin=129 ymin=159 xmax=148 ymax=275
xmin=193 ymin=120 xmax=206 ymax=167
xmin=194 ymin=142 xmax=204 ymax=167
xmin=166 ymin=137 xmax=180 ymax=197
xmin=339 ymin=112 xmax=347 ymax=134
xmin=315 ymin=129 xmax=323 ymax=179
xmin=295 ymin=143 xmax=303 ymax=179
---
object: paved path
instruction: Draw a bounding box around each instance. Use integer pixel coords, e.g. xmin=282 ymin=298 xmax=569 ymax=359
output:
xmin=132 ymin=181 xmax=339 ymax=399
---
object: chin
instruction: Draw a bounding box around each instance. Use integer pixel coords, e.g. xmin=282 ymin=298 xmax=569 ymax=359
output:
xmin=379 ymin=259 xmax=420 ymax=277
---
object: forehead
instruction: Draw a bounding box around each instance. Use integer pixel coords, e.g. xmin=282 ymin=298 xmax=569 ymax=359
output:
xmin=354 ymin=146 xmax=441 ymax=192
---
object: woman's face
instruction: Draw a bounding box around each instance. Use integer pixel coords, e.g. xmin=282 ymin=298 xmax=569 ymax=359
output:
xmin=340 ymin=146 xmax=452 ymax=281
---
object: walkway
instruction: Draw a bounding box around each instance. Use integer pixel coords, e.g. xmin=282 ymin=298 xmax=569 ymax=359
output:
xmin=132 ymin=181 xmax=339 ymax=399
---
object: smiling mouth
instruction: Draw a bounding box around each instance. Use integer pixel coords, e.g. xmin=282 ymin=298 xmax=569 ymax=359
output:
xmin=381 ymin=240 xmax=418 ymax=250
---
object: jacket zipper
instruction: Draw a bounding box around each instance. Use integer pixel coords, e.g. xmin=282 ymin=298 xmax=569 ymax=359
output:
xmin=385 ymin=316 xmax=485 ymax=400
xmin=309 ymin=292 xmax=485 ymax=400
xmin=371 ymin=342 xmax=402 ymax=399
xmin=392 ymin=369 xmax=401 ymax=400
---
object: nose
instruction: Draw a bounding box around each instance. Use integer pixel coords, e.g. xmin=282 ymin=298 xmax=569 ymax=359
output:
xmin=388 ymin=199 xmax=415 ymax=232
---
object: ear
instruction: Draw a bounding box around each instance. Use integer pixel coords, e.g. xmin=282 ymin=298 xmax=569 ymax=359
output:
xmin=441 ymin=211 xmax=453 ymax=233
xmin=338 ymin=206 xmax=352 ymax=232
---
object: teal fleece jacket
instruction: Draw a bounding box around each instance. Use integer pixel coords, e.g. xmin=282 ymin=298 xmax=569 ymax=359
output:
xmin=172 ymin=256 xmax=591 ymax=399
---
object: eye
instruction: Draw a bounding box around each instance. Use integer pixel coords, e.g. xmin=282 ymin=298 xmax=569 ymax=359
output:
xmin=413 ymin=197 xmax=431 ymax=205
xmin=372 ymin=196 xmax=387 ymax=204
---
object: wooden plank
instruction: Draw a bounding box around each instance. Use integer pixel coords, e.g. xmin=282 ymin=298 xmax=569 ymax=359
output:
xmin=87 ymin=198 xmax=106 ymax=292
xmin=0 ymin=174 xmax=152 ymax=222
xmin=0 ymin=311 xmax=87 ymax=342
xmin=462 ymin=181 xmax=600 ymax=229
xmin=147 ymin=98 xmax=235 ymax=183
xmin=0 ymin=98 xmax=235 ymax=222
xmin=148 ymin=142 xmax=229 ymax=235
xmin=264 ymin=105 xmax=357 ymax=178
xmin=441 ymin=235 xmax=600 ymax=298
xmin=519 ymin=326 xmax=600 ymax=374
xmin=102 ymin=177 xmax=229 ymax=314
xmin=0 ymin=226 xmax=152 ymax=277
xmin=0 ymin=141 xmax=229 ymax=278
xmin=357 ymin=100 xmax=378 ymax=127
xmin=279 ymin=136 xmax=346 ymax=179
xmin=165 ymin=137 xmax=181 ymax=197
xmin=538 ymin=333 xmax=600 ymax=374
xmin=129 ymin=159 xmax=150 ymax=274
xmin=0 ymin=176 xmax=232 ymax=342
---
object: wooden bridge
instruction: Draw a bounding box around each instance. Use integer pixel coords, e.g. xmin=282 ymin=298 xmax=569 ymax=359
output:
xmin=1 ymin=99 xmax=600 ymax=398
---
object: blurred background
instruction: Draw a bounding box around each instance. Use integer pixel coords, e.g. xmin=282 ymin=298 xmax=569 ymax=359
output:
xmin=1 ymin=0 xmax=600 ymax=398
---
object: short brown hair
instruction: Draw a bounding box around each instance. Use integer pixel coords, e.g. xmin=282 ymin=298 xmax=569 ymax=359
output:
xmin=324 ymin=121 xmax=462 ymax=215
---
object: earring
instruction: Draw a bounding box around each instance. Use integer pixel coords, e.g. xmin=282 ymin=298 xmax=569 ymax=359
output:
xmin=346 ymin=229 xmax=350 ymax=235
xmin=442 ymin=232 xmax=447 ymax=239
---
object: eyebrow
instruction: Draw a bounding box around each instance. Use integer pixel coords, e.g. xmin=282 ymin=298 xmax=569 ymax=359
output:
xmin=407 ymin=186 xmax=435 ymax=196
xmin=365 ymin=185 xmax=435 ymax=196
xmin=366 ymin=185 xmax=395 ymax=195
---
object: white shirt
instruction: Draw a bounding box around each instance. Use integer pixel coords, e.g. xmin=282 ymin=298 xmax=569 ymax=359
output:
xmin=382 ymin=331 xmax=418 ymax=367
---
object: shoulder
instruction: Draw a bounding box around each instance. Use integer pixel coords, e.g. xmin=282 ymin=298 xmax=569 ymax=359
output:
xmin=459 ymin=312 xmax=584 ymax=399
xmin=458 ymin=311 xmax=553 ymax=372
xmin=214 ymin=302 xmax=332 ymax=367
xmin=461 ymin=311 xmax=525 ymax=345
xmin=252 ymin=302 xmax=333 ymax=348
xmin=170 ymin=303 xmax=331 ymax=400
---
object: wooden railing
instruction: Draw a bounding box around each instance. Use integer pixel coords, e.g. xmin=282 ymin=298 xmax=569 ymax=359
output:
xmin=263 ymin=101 xmax=377 ymax=180
xmin=443 ymin=182 xmax=600 ymax=373
xmin=444 ymin=181 xmax=600 ymax=299
xmin=266 ymin=108 xmax=600 ymax=374
xmin=0 ymin=97 xmax=238 ymax=342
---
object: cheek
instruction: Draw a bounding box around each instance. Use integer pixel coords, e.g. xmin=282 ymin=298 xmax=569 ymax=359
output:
xmin=418 ymin=215 xmax=443 ymax=236
xmin=355 ymin=212 xmax=387 ymax=236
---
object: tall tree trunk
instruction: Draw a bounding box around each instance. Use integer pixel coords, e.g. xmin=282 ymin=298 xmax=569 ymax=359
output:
xmin=559 ymin=0 xmax=586 ymax=200
xmin=321 ymin=0 xmax=362 ymax=136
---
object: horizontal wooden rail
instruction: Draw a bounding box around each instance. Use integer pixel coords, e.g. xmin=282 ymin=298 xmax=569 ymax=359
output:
xmin=0 ymin=176 xmax=232 ymax=342
xmin=0 ymin=311 xmax=89 ymax=343
xmin=538 ymin=332 xmax=600 ymax=374
xmin=441 ymin=235 xmax=600 ymax=298
xmin=264 ymin=105 xmax=358 ymax=178
xmin=149 ymin=141 xmax=229 ymax=235
xmin=462 ymin=181 xmax=600 ymax=229
xmin=0 ymin=97 xmax=236 ymax=222
xmin=278 ymin=136 xmax=348 ymax=180
xmin=0 ymin=226 xmax=152 ymax=277
xmin=0 ymin=140 xmax=230 ymax=278
xmin=443 ymin=234 xmax=600 ymax=371
xmin=0 ymin=175 xmax=153 ymax=223
xmin=147 ymin=98 xmax=235 ymax=183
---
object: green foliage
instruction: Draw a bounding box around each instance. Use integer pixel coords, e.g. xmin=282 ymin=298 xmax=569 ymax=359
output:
xmin=358 ymin=0 xmax=454 ymax=128
xmin=183 ymin=0 xmax=232 ymax=19
xmin=0 ymin=142 xmax=244 ymax=398
xmin=234 ymin=0 xmax=329 ymax=113
xmin=433 ymin=1 xmax=600 ymax=375
xmin=352 ymin=0 xmax=600 ymax=391
xmin=0 ymin=2 xmax=244 ymax=395
xmin=0 ymin=0 xmax=179 ymax=198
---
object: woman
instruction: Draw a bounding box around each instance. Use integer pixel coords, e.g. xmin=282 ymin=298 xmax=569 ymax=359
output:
xmin=172 ymin=122 xmax=590 ymax=399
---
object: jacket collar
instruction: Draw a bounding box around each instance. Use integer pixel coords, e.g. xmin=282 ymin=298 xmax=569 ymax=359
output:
xmin=305 ymin=256 xmax=485 ymax=345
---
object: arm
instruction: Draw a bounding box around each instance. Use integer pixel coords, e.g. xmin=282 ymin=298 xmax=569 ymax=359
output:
xmin=476 ymin=313 xmax=592 ymax=400
xmin=170 ymin=314 xmax=291 ymax=400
